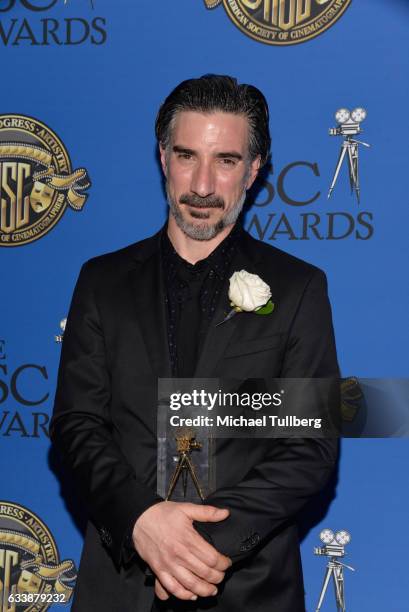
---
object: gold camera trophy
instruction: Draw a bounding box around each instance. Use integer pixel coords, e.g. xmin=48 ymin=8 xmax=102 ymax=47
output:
xmin=166 ymin=432 xmax=205 ymax=501
xmin=157 ymin=379 xmax=216 ymax=503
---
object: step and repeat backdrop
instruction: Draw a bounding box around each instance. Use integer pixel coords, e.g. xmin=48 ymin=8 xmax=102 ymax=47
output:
xmin=1 ymin=1 xmax=408 ymax=610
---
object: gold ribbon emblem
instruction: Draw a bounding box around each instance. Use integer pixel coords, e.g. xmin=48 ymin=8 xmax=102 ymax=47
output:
xmin=0 ymin=530 xmax=77 ymax=602
xmin=0 ymin=142 xmax=90 ymax=213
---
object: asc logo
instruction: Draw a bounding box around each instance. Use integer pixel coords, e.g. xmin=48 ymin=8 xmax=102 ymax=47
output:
xmin=0 ymin=115 xmax=90 ymax=247
xmin=0 ymin=501 xmax=77 ymax=610
xmin=204 ymin=0 xmax=352 ymax=46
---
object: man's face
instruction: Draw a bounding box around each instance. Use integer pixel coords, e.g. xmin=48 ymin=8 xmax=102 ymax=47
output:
xmin=160 ymin=111 xmax=260 ymax=240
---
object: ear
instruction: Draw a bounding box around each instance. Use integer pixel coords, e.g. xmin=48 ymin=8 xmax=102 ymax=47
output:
xmin=245 ymin=155 xmax=261 ymax=190
xmin=159 ymin=144 xmax=168 ymax=178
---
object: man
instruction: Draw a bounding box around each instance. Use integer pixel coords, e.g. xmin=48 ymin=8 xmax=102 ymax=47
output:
xmin=51 ymin=75 xmax=339 ymax=611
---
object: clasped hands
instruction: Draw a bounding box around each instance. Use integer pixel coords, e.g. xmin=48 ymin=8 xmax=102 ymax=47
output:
xmin=132 ymin=501 xmax=232 ymax=601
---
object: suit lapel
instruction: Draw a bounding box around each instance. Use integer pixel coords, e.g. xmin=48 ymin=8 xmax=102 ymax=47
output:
xmin=128 ymin=242 xmax=172 ymax=378
xmin=194 ymin=234 xmax=261 ymax=378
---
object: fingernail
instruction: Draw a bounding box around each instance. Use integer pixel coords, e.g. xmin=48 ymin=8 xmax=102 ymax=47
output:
xmin=212 ymin=588 xmax=218 ymax=596
xmin=190 ymin=595 xmax=198 ymax=601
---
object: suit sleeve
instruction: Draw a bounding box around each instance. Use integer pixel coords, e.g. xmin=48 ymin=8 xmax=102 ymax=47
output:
xmin=194 ymin=269 xmax=340 ymax=562
xmin=50 ymin=261 xmax=162 ymax=567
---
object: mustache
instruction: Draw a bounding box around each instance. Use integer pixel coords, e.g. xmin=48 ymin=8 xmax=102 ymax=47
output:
xmin=179 ymin=194 xmax=225 ymax=209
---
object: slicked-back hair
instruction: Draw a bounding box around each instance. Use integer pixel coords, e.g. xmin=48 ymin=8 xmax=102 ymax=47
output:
xmin=155 ymin=74 xmax=271 ymax=167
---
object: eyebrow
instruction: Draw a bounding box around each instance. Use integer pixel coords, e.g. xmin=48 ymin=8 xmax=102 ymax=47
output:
xmin=215 ymin=151 xmax=243 ymax=160
xmin=172 ymin=145 xmax=243 ymax=160
xmin=173 ymin=146 xmax=195 ymax=155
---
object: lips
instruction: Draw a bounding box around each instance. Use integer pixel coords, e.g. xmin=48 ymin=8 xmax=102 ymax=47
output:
xmin=189 ymin=208 xmax=212 ymax=219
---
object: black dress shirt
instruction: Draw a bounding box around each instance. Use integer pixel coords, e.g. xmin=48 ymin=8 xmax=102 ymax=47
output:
xmin=161 ymin=223 xmax=242 ymax=377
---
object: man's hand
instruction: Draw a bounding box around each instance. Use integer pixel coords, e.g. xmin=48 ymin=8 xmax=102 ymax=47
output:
xmin=132 ymin=501 xmax=232 ymax=601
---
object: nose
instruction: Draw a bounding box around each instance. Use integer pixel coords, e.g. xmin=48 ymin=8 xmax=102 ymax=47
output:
xmin=190 ymin=160 xmax=215 ymax=198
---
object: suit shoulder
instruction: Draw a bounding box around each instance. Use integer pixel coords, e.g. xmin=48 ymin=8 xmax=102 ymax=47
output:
xmin=243 ymin=231 xmax=326 ymax=282
xmin=80 ymin=230 xmax=161 ymax=278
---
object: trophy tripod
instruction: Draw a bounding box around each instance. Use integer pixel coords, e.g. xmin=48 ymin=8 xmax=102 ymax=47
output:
xmin=328 ymin=107 xmax=370 ymax=204
xmin=166 ymin=433 xmax=205 ymax=501
xmin=314 ymin=529 xmax=355 ymax=612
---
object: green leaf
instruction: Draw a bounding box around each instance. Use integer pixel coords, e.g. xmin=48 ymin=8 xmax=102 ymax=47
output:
xmin=254 ymin=300 xmax=275 ymax=315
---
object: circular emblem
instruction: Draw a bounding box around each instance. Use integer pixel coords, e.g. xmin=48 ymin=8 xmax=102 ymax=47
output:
xmin=0 ymin=501 xmax=77 ymax=610
xmin=221 ymin=0 xmax=352 ymax=46
xmin=0 ymin=114 xmax=90 ymax=247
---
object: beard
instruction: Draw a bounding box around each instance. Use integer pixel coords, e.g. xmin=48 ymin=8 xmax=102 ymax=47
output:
xmin=166 ymin=186 xmax=247 ymax=241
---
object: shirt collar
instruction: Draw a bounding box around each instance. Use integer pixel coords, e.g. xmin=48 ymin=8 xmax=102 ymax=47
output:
xmin=161 ymin=222 xmax=243 ymax=282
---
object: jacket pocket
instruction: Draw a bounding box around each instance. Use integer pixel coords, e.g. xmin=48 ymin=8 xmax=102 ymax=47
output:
xmin=224 ymin=333 xmax=284 ymax=358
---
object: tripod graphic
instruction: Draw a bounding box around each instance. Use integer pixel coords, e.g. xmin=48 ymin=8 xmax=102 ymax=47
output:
xmin=166 ymin=434 xmax=204 ymax=501
xmin=328 ymin=108 xmax=370 ymax=203
xmin=316 ymin=557 xmax=355 ymax=611
xmin=314 ymin=529 xmax=355 ymax=612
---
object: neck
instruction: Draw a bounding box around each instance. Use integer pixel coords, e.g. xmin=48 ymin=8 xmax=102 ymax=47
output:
xmin=167 ymin=215 xmax=236 ymax=264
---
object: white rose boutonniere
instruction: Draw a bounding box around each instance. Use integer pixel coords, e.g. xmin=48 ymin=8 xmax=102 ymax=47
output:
xmin=217 ymin=270 xmax=274 ymax=326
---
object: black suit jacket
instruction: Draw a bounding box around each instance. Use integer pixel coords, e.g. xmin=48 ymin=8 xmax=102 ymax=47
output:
xmin=51 ymin=226 xmax=339 ymax=612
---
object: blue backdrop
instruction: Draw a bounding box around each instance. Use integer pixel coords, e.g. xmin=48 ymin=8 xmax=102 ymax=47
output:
xmin=1 ymin=1 xmax=408 ymax=609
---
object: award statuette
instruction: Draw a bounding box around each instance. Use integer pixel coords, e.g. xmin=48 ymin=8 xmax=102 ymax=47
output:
xmin=157 ymin=379 xmax=217 ymax=503
xmin=166 ymin=433 xmax=205 ymax=501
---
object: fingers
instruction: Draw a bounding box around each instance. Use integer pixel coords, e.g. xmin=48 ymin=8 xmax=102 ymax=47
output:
xmin=188 ymin=530 xmax=232 ymax=571
xmin=155 ymin=578 xmax=170 ymax=601
xmin=173 ymin=566 xmax=218 ymax=598
xmin=213 ymin=553 xmax=232 ymax=572
xmin=151 ymin=529 xmax=232 ymax=601
xmin=151 ymin=534 xmax=229 ymax=597
xmin=135 ymin=501 xmax=232 ymax=602
xmin=156 ymin=570 xmax=198 ymax=602
xmin=181 ymin=503 xmax=229 ymax=523
xmin=176 ymin=550 xmax=225 ymax=585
